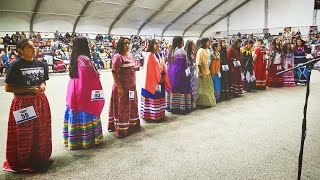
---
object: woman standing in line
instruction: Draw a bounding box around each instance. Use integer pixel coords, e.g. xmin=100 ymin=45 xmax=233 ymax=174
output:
xmin=64 ymin=37 xmax=104 ymax=149
xmin=3 ymin=39 xmax=52 ymax=172
xmin=196 ymin=38 xmax=216 ymax=107
xmin=227 ymin=39 xmax=243 ymax=97
xmin=166 ymin=36 xmax=192 ymax=114
xmin=210 ymin=42 xmax=222 ymax=102
xmin=267 ymin=38 xmax=283 ymax=87
xmin=241 ymin=40 xmax=256 ymax=92
xmin=140 ymin=39 xmax=170 ymax=121
xmin=109 ymin=37 xmax=140 ymax=137
xmin=219 ymin=40 xmax=232 ymax=100
xmin=184 ymin=40 xmax=198 ymax=109
xmin=282 ymin=43 xmax=296 ymax=87
xmin=293 ymin=38 xmax=309 ymax=85
xmin=253 ymin=39 xmax=267 ymax=90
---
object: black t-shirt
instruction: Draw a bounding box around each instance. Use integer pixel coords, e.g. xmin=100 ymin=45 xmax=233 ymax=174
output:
xmin=5 ymin=58 xmax=49 ymax=88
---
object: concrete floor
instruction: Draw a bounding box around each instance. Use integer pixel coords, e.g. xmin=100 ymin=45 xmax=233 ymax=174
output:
xmin=0 ymin=70 xmax=320 ymax=180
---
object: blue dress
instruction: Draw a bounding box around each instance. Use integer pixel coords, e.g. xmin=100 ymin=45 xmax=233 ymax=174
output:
xmin=210 ymin=51 xmax=222 ymax=101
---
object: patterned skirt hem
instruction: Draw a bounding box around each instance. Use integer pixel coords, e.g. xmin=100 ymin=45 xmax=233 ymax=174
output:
xmin=63 ymin=108 xmax=103 ymax=150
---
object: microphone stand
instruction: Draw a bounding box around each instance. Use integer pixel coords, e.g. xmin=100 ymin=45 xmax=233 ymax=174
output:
xmin=276 ymin=58 xmax=320 ymax=180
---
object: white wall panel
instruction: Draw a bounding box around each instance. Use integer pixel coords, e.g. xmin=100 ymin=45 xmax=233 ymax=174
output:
xmin=33 ymin=15 xmax=76 ymax=33
xmin=204 ymin=0 xmax=314 ymax=37
xmin=77 ymin=17 xmax=112 ymax=34
xmin=268 ymin=0 xmax=314 ymax=28
xmin=0 ymin=12 xmax=31 ymax=32
xmin=229 ymin=0 xmax=264 ymax=31
xmin=203 ymin=18 xmax=228 ymax=37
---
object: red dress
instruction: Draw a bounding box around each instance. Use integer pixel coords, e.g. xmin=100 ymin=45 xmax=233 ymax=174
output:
xmin=4 ymin=94 xmax=52 ymax=172
xmin=227 ymin=47 xmax=243 ymax=96
xmin=267 ymin=51 xmax=283 ymax=87
xmin=254 ymin=47 xmax=267 ymax=89
xmin=108 ymin=53 xmax=140 ymax=138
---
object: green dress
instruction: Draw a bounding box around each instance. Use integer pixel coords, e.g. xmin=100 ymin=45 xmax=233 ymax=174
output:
xmin=196 ymin=48 xmax=216 ymax=107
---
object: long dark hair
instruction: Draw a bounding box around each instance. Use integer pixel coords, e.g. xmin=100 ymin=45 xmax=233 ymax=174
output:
xmin=69 ymin=37 xmax=91 ymax=78
xmin=184 ymin=40 xmax=194 ymax=64
xmin=201 ymin=38 xmax=209 ymax=49
xmin=232 ymin=39 xmax=241 ymax=52
xmin=272 ymin=38 xmax=281 ymax=53
xmin=219 ymin=39 xmax=227 ymax=61
xmin=293 ymin=38 xmax=306 ymax=52
xmin=282 ymin=43 xmax=293 ymax=55
xmin=147 ymin=39 xmax=158 ymax=53
xmin=168 ymin=36 xmax=183 ymax=61
xmin=116 ymin=37 xmax=130 ymax=55
xmin=195 ymin=39 xmax=202 ymax=56
xmin=211 ymin=42 xmax=219 ymax=51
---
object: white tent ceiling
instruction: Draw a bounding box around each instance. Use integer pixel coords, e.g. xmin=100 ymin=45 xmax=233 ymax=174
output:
xmin=0 ymin=0 xmax=316 ymax=37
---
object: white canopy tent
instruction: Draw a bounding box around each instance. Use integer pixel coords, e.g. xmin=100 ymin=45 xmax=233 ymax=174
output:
xmin=0 ymin=0 xmax=317 ymax=38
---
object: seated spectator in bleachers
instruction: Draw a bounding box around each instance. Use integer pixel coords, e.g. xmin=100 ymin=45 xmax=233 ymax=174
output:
xmin=59 ymin=34 xmax=64 ymax=41
xmin=95 ymin=34 xmax=103 ymax=42
xmin=0 ymin=38 xmax=5 ymax=51
xmin=36 ymin=49 xmax=45 ymax=62
xmin=9 ymin=53 xmax=16 ymax=63
xmin=21 ymin=31 xmax=27 ymax=39
xmin=99 ymin=48 xmax=110 ymax=69
xmin=92 ymin=49 xmax=104 ymax=69
xmin=65 ymin=32 xmax=71 ymax=39
xmin=11 ymin=33 xmax=18 ymax=45
xmin=3 ymin=34 xmax=11 ymax=45
xmin=36 ymin=32 xmax=42 ymax=40
xmin=1 ymin=50 xmax=9 ymax=70
xmin=52 ymin=49 xmax=63 ymax=64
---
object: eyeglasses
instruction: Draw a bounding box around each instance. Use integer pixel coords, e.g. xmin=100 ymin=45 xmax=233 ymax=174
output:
xmin=124 ymin=42 xmax=130 ymax=45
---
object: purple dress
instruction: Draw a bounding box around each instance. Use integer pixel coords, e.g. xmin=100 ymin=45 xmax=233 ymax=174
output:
xmin=166 ymin=48 xmax=192 ymax=114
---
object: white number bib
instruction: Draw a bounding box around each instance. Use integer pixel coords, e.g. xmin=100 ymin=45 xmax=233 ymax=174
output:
xmin=91 ymin=90 xmax=104 ymax=101
xmin=222 ymin=65 xmax=229 ymax=71
xmin=129 ymin=90 xmax=135 ymax=100
xmin=13 ymin=106 xmax=37 ymax=124
xmin=185 ymin=68 xmax=191 ymax=76
xmin=233 ymin=60 xmax=241 ymax=67
xmin=277 ymin=65 xmax=282 ymax=71
xmin=156 ymin=84 xmax=162 ymax=92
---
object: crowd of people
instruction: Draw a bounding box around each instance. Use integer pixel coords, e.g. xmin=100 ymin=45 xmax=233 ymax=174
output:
xmin=1 ymin=27 xmax=318 ymax=173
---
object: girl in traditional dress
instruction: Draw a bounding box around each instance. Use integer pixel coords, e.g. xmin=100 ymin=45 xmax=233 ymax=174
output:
xmin=210 ymin=42 xmax=222 ymax=101
xmin=3 ymin=39 xmax=52 ymax=172
xmin=166 ymin=36 xmax=192 ymax=114
xmin=227 ymin=39 xmax=243 ymax=96
xmin=293 ymin=38 xmax=309 ymax=85
xmin=267 ymin=38 xmax=283 ymax=87
xmin=64 ymin=37 xmax=104 ymax=149
xmin=253 ymin=39 xmax=267 ymax=90
xmin=241 ymin=40 xmax=256 ymax=92
xmin=109 ymin=37 xmax=140 ymax=137
xmin=140 ymin=39 xmax=170 ymax=121
xmin=196 ymin=38 xmax=216 ymax=107
xmin=219 ymin=40 xmax=232 ymax=100
xmin=184 ymin=40 xmax=198 ymax=109
xmin=282 ymin=43 xmax=296 ymax=87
